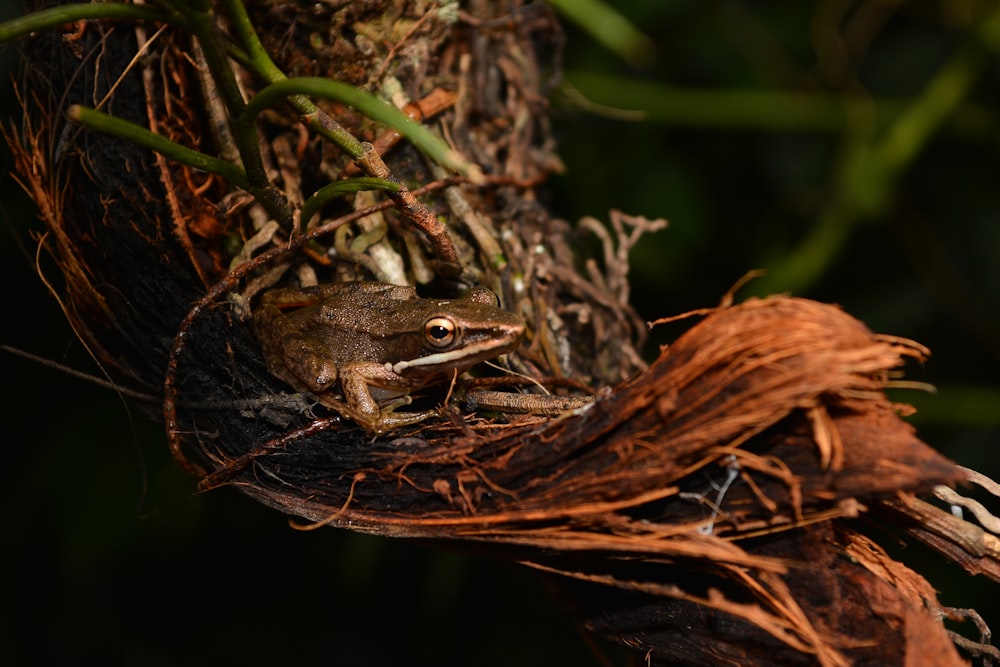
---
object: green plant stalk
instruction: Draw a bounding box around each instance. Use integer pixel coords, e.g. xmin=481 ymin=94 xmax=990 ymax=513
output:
xmin=68 ymin=104 xmax=249 ymax=188
xmin=875 ymin=44 xmax=981 ymax=183
xmin=566 ymin=71 xmax=849 ymax=131
xmin=219 ymin=0 xmax=473 ymax=176
xmin=757 ymin=38 xmax=986 ymax=296
xmin=565 ymin=71 xmax=994 ymax=136
xmin=299 ymin=177 xmax=401 ymax=228
xmin=67 ymin=104 xmax=308 ymax=220
xmin=548 ymin=0 xmax=655 ymax=68
xmin=0 ymin=3 xmax=167 ymax=44
xmin=164 ymin=0 xmax=291 ymax=224
xmin=748 ymin=104 xmax=874 ymax=297
xmin=15 ymin=0 xmax=459 ymax=236
xmin=160 ymin=2 xmax=243 ymax=113
xmin=2 ymin=2 xmax=288 ymax=223
xmin=219 ymin=0 xmax=367 ymax=163
xmin=215 ymin=0 xmax=467 ymax=269
xmin=245 ymin=77 xmax=471 ymax=172
xmin=220 ymin=0 xmax=282 ymax=79
xmin=749 ymin=204 xmax=854 ymax=299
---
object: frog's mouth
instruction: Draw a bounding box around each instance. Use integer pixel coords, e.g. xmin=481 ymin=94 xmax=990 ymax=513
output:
xmin=387 ymin=326 xmax=524 ymax=376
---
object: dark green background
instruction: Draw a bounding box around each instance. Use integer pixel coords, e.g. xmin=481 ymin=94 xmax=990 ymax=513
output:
xmin=3 ymin=2 xmax=998 ymax=664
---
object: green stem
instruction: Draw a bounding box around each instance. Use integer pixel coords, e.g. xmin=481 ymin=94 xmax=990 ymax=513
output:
xmin=565 ymin=71 xmax=996 ymax=137
xmin=299 ymin=177 xmax=401 ymax=228
xmin=244 ymin=77 xmax=469 ymax=172
xmin=217 ymin=1 xmax=473 ymax=174
xmin=875 ymin=44 xmax=981 ymax=178
xmin=216 ymin=0 xmax=366 ymax=163
xmin=166 ymin=0 xmax=291 ymax=224
xmin=242 ymin=78 xmax=364 ymax=157
xmin=566 ymin=72 xmax=849 ymax=131
xmin=756 ymin=33 xmax=987 ymax=296
xmin=220 ymin=0 xmax=381 ymax=183
xmin=219 ymin=0 xmax=285 ymax=81
xmin=548 ymin=0 xmax=655 ymax=68
xmin=0 ymin=3 xmax=168 ymax=43
xmin=68 ymin=105 xmax=249 ymax=188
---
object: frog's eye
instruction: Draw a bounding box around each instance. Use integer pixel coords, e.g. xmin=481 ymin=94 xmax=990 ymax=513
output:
xmin=424 ymin=317 xmax=457 ymax=348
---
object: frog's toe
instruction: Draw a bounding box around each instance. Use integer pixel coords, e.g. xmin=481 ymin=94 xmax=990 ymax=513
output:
xmin=379 ymin=395 xmax=413 ymax=411
xmin=372 ymin=409 xmax=435 ymax=432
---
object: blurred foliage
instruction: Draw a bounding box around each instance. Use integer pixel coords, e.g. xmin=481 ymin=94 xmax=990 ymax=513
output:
xmin=552 ymin=0 xmax=1000 ymax=433
xmin=2 ymin=1 xmax=1000 ymax=664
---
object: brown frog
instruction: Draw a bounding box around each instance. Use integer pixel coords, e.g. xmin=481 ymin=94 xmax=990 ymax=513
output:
xmin=253 ymin=281 xmax=525 ymax=431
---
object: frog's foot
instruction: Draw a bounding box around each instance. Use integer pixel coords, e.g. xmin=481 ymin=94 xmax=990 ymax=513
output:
xmin=316 ymin=394 xmax=435 ymax=433
xmin=368 ymin=409 xmax=436 ymax=432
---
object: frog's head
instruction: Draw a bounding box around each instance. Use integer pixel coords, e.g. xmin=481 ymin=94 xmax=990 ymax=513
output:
xmin=388 ymin=288 xmax=525 ymax=379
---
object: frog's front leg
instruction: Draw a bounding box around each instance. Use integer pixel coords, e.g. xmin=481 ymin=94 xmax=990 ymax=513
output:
xmin=336 ymin=361 xmax=435 ymax=432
